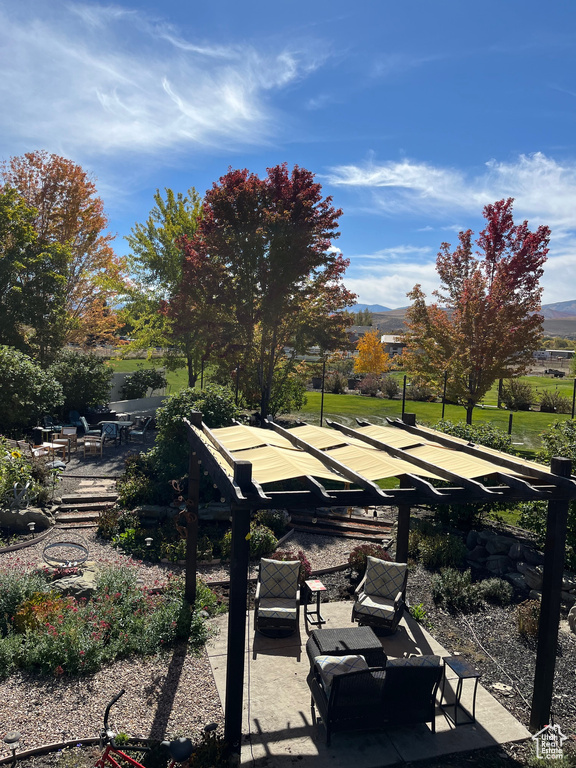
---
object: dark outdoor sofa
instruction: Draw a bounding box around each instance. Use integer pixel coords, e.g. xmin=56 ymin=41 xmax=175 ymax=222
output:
xmin=307 ymin=654 xmax=443 ymax=746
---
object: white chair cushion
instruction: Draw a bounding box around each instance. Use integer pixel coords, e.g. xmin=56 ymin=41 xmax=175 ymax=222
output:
xmin=354 ymin=593 xmax=396 ymax=619
xmin=364 ymin=557 xmax=407 ymax=600
xmin=257 ymin=597 xmax=298 ymax=620
xmin=315 ymin=654 xmax=369 ymax=696
xmin=259 ymin=558 xmax=300 ymax=599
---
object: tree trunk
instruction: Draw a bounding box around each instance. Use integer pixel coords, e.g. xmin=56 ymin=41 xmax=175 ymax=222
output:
xmin=466 ymin=405 xmax=474 ymax=425
xmin=186 ymin=355 xmax=197 ymax=388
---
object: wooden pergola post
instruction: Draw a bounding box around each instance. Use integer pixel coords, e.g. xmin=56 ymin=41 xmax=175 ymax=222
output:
xmin=224 ymin=461 xmax=253 ymax=756
xmin=185 ymin=413 xmax=202 ymax=606
xmin=530 ymin=456 xmax=572 ymax=731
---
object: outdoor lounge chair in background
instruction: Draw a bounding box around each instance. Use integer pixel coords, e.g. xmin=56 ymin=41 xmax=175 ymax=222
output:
xmin=254 ymin=557 xmax=301 ymax=636
xmin=80 ymin=416 xmax=101 ymax=437
xmin=128 ymin=416 xmax=152 ymax=443
xmin=101 ymin=422 xmax=119 ymax=445
xmin=84 ymin=433 xmax=104 ymax=458
xmin=351 ymin=556 xmax=408 ymax=634
xmin=43 ymin=415 xmax=62 ymax=433
xmin=68 ymin=410 xmax=83 ymax=428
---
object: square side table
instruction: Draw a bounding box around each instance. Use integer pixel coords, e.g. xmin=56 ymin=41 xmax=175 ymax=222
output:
xmin=440 ymin=656 xmax=481 ymax=725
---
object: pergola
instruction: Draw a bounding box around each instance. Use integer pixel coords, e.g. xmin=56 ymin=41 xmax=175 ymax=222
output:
xmin=182 ymin=411 xmax=576 ymax=755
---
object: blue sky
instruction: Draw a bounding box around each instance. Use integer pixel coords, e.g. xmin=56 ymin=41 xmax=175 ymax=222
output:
xmin=1 ymin=0 xmax=576 ymax=308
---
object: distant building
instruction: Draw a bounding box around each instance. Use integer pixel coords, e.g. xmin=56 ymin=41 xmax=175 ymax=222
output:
xmin=533 ymin=349 xmax=575 ymax=360
xmin=380 ymin=335 xmax=406 ymax=357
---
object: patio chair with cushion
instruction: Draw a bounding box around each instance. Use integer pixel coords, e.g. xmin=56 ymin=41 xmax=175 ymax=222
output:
xmin=128 ymin=416 xmax=152 ymax=443
xmin=43 ymin=415 xmax=62 ymax=433
xmin=307 ymin=653 xmax=442 ymax=745
xmin=84 ymin=433 xmax=104 ymax=458
xmin=68 ymin=410 xmax=83 ymax=428
xmin=101 ymin=422 xmax=119 ymax=445
xmin=254 ymin=557 xmax=301 ymax=637
xmin=80 ymin=416 xmax=101 ymax=437
xmin=351 ymin=556 xmax=408 ymax=635
xmin=53 ymin=426 xmax=78 ymax=454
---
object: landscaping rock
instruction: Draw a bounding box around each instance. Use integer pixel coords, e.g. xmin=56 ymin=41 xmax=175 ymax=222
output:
xmin=569 ymin=605 xmax=576 ymax=634
xmin=51 ymin=566 xmax=98 ymax=598
xmin=505 ymin=572 xmax=528 ymax=591
xmin=524 ymin=548 xmax=545 ymax=566
xmin=517 ymin=562 xmax=544 ymax=591
xmin=485 ymin=535 xmax=516 ymax=555
xmin=199 ymin=502 xmax=232 ymax=521
xmin=561 ymin=591 xmax=576 ymax=607
xmin=562 ymin=573 xmax=576 ymax=592
xmin=529 ymin=589 xmax=543 ymax=601
xmin=466 ymin=545 xmax=488 ymax=563
xmin=485 ymin=554 xmax=513 ymax=575
xmin=0 ymin=506 xmax=54 ymax=533
xmin=509 ymin=542 xmax=525 ymax=560
xmin=466 ymin=530 xmax=480 ymax=549
xmin=134 ymin=505 xmax=175 ymax=522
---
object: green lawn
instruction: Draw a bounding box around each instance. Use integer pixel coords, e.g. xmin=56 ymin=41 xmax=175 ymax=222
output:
xmin=295 ymin=390 xmax=573 ymax=454
xmin=106 ymin=358 xmax=191 ymax=394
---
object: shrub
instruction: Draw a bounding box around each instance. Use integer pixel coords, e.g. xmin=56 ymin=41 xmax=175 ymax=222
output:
xmin=0 ymin=571 xmax=48 ymax=635
xmin=267 ymin=549 xmax=312 ymax=585
xmin=49 ymin=351 xmax=112 ymax=414
xmin=408 ymin=528 xmax=466 ymax=569
xmin=325 ymin=371 xmax=348 ymax=394
xmin=119 ymin=368 xmax=167 ymax=400
xmin=539 ymin=390 xmax=571 ymax=413
xmin=0 ymin=439 xmax=46 ymax=510
xmin=0 ymin=346 xmax=63 ymax=434
xmin=406 ymin=379 xmax=435 ymax=402
xmin=382 ymin=376 xmax=400 ymax=399
xmin=253 ymin=509 xmax=290 ymax=538
xmin=433 ymin=420 xmax=513 ymax=452
xmin=478 ymin=577 xmax=513 ymax=605
xmin=268 ymin=363 xmax=308 ymax=417
xmin=500 ymin=379 xmax=534 ymax=411
xmin=431 ymin=568 xmax=483 ymax=613
xmin=1 ymin=565 xmax=222 ymax=678
xmin=517 ymin=599 xmax=540 ymax=637
xmin=358 ymin=374 xmax=381 ymax=396
xmin=220 ymin=523 xmax=278 ymax=560
xmin=348 ymin=544 xmax=391 ymax=576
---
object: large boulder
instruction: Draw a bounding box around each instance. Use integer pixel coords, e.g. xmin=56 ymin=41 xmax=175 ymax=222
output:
xmin=524 ymin=548 xmax=545 ymax=566
xmin=0 ymin=506 xmax=55 ymax=534
xmin=485 ymin=535 xmax=516 ymax=555
xmin=51 ymin=565 xmax=98 ymax=599
xmin=569 ymin=606 xmax=576 ymax=634
xmin=466 ymin=545 xmax=488 ymax=564
xmin=505 ymin=572 xmax=527 ymax=591
xmin=485 ymin=555 xmax=513 ymax=575
xmin=466 ymin=530 xmax=480 ymax=549
xmin=517 ymin=562 xmax=544 ymax=591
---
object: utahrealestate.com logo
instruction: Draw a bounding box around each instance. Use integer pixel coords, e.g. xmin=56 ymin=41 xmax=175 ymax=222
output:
xmin=532 ymin=723 xmax=568 ymax=760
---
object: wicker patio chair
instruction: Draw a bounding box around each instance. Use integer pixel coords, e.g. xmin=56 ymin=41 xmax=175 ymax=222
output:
xmin=351 ymin=556 xmax=408 ymax=635
xmin=254 ymin=557 xmax=301 ymax=637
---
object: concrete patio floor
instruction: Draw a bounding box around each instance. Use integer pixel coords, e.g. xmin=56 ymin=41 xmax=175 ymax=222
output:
xmin=206 ymin=601 xmax=530 ymax=767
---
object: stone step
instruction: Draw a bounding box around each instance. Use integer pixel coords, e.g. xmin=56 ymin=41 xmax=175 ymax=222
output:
xmin=58 ymin=500 xmax=117 ymax=513
xmin=57 ymin=510 xmax=100 ymax=521
xmin=290 ymin=513 xmax=392 ymax=536
xmin=292 ymin=522 xmax=391 ymax=543
xmin=60 ymin=493 xmax=117 ymax=504
xmin=56 ymin=522 xmax=99 ymax=529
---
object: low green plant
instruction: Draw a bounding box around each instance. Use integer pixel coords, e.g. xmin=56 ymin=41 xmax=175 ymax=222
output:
xmin=119 ymin=368 xmax=167 ymax=400
xmin=478 ymin=577 xmax=513 ymax=605
xmin=431 ymin=568 xmax=483 ymax=613
xmin=408 ymin=528 xmax=466 ymax=569
xmin=358 ymin=374 xmax=381 ymax=396
xmin=406 ymin=379 xmax=435 ymax=402
xmin=517 ymin=599 xmax=540 ymax=637
xmin=187 ymin=725 xmax=228 ymax=768
xmin=348 ymin=544 xmax=391 ymax=576
xmin=409 ymin=602 xmax=430 ymax=625
xmin=500 ymin=378 xmax=534 ymax=411
xmin=220 ymin=523 xmax=278 ymax=560
xmin=253 ymin=509 xmax=290 ymax=538
xmin=433 ymin=420 xmax=513 ymax=452
xmin=382 ymin=376 xmax=400 ymax=399
xmin=325 ymin=371 xmax=347 ymax=394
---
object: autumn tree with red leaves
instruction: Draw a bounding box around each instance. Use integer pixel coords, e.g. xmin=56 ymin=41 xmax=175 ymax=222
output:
xmin=195 ymin=164 xmax=355 ymax=419
xmin=1 ymin=151 xmax=123 ymax=345
xmin=404 ymin=198 xmax=549 ymax=424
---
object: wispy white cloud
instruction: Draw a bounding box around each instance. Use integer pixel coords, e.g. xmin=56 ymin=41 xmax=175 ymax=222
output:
xmin=0 ymin=1 xmax=324 ymax=157
xmin=326 ymin=152 xmax=576 ymax=235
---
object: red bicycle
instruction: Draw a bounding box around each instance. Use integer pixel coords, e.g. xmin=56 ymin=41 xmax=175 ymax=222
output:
xmin=94 ymin=689 xmax=202 ymax=768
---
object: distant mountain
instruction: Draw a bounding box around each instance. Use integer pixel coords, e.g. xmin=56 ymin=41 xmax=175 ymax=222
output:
xmin=351 ymin=303 xmax=392 ymax=313
xmin=541 ymin=300 xmax=576 ymax=319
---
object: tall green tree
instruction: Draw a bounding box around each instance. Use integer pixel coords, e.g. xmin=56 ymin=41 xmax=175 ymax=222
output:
xmin=123 ymin=187 xmax=203 ymax=384
xmin=404 ymin=198 xmax=549 ymax=423
xmin=0 ymin=189 xmax=69 ymax=365
xmin=1 ymin=151 xmax=122 ymax=345
xmin=194 ymin=164 xmax=355 ymax=419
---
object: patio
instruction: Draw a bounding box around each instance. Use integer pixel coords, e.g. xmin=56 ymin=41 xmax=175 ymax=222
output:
xmin=206 ymin=601 xmax=530 ymax=767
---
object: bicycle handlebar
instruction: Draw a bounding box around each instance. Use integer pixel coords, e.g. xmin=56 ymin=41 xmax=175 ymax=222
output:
xmin=103 ymin=689 xmax=125 ymax=733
